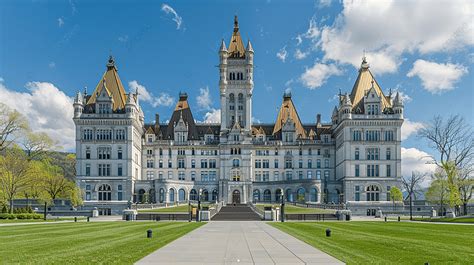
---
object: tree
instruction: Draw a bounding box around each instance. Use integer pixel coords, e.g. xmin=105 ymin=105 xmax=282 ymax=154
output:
xmin=402 ymin=172 xmax=426 ymax=220
xmin=419 ymin=115 xmax=474 ymax=215
xmin=21 ymin=131 xmax=55 ymax=160
xmin=389 ymin=186 xmax=403 ymax=211
xmin=425 ymin=170 xmax=449 ymax=215
xmin=0 ymin=147 xmax=33 ymax=213
xmin=0 ymin=103 xmax=28 ymax=152
xmin=38 ymin=160 xmax=75 ymax=202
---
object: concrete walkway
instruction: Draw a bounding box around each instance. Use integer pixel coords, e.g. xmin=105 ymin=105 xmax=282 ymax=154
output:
xmin=137 ymin=221 xmax=344 ymax=265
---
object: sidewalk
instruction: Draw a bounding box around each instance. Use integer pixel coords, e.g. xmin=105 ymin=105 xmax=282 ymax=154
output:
xmin=137 ymin=221 xmax=344 ymax=265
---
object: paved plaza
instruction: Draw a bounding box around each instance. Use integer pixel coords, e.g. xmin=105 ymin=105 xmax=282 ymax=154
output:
xmin=137 ymin=221 xmax=344 ymax=265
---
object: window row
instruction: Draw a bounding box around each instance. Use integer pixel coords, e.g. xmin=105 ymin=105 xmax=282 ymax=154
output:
xmin=82 ymin=129 xmax=126 ymax=141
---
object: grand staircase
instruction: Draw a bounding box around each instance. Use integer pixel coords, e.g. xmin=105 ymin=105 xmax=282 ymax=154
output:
xmin=211 ymin=204 xmax=262 ymax=221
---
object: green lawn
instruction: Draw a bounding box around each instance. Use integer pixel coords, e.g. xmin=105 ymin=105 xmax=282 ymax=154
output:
xmin=412 ymin=216 xmax=474 ymax=223
xmin=0 ymin=221 xmax=204 ymax=264
xmin=138 ymin=204 xmax=215 ymax=213
xmin=0 ymin=217 xmax=86 ymax=223
xmin=256 ymin=204 xmax=335 ymax=214
xmin=271 ymin=221 xmax=474 ymax=265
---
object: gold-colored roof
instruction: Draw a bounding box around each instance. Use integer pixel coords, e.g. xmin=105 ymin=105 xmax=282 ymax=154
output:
xmin=145 ymin=127 xmax=155 ymax=134
xmin=87 ymin=56 xmax=127 ymax=111
xmin=349 ymin=58 xmax=391 ymax=112
xmin=272 ymin=94 xmax=307 ymax=138
xmin=228 ymin=16 xmax=245 ymax=59
xmin=175 ymin=93 xmax=190 ymax=111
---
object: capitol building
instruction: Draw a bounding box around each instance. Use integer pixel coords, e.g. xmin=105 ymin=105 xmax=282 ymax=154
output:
xmin=73 ymin=17 xmax=404 ymax=216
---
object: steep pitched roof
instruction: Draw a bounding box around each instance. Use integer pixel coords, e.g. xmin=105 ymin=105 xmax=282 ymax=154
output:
xmin=228 ymin=16 xmax=246 ymax=59
xmin=164 ymin=93 xmax=199 ymax=140
xmin=272 ymin=93 xmax=307 ymax=138
xmin=86 ymin=56 xmax=127 ymax=111
xmin=349 ymin=57 xmax=391 ymax=113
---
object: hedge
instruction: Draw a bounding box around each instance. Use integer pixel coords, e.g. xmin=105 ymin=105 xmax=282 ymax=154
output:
xmin=0 ymin=213 xmax=43 ymax=220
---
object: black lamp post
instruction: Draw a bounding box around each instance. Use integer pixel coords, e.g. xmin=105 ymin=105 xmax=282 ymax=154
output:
xmin=196 ymin=188 xmax=202 ymax=222
xmin=280 ymin=194 xmax=285 ymax=222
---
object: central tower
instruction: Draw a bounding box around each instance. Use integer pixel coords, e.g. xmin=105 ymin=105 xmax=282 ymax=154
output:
xmin=219 ymin=16 xmax=254 ymax=135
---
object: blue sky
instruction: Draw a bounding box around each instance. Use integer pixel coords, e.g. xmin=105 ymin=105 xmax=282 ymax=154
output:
xmin=0 ymin=0 xmax=473 ymax=176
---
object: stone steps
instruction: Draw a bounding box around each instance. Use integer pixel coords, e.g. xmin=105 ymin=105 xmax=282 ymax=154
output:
xmin=211 ymin=204 xmax=261 ymax=221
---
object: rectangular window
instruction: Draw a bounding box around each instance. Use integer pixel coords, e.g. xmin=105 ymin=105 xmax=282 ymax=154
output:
xmin=255 ymin=172 xmax=262 ymax=181
xmin=308 ymin=159 xmax=312 ymax=168
xmin=317 ymin=159 xmax=321 ymax=168
xmin=117 ymin=164 xmax=122 ymax=176
xmin=285 ymin=159 xmax=292 ymax=169
xmin=316 ymin=170 xmax=321 ymax=180
xmin=86 ymin=192 xmax=91 ymax=201
xmin=159 ymin=160 xmax=163 ymax=168
xmin=285 ymin=171 xmax=292 ymax=181
xmin=178 ymin=159 xmax=185 ymax=169
xmin=118 ymin=192 xmax=123 ymax=201
xmin=298 ymin=159 xmax=303 ymax=169
xmin=262 ymin=159 xmax=269 ymax=168
xmin=86 ymin=149 xmax=90 ymax=159
xmin=298 ymin=171 xmax=303 ymax=180
xmin=355 ymin=148 xmax=359 ymax=160
xmin=159 ymin=171 xmax=163 ymax=179
xmin=168 ymin=161 xmax=172 ymax=168
xmin=355 ymin=165 xmax=359 ymax=177
xmin=387 ymin=186 xmax=391 ymax=201
xmin=191 ymin=159 xmax=196 ymax=168
xmin=307 ymin=170 xmax=312 ymax=179
xmin=386 ymin=149 xmax=391 ymax=160
xmin=85 ymin=164 xmax=90 ymax=176
xmin=201 ymin=159 xmax=208 ymax=168
xmin=324 ymin=170 xmax=330 ymax=180
xmin=324 ymin=159 xmax=329 ymax=168
xmin=146 ymin=171 xmax=154 ymax=180
xmin=168 ymin=171 xmax=173 ymax=179
xmin=118 ymin=149 xmax=123 ymax=159
xmin=201 ymin=171 xmax=209 ymax=181
xmin=385 ymin=130 xmax=394 ymax=141
xmin=255 ymin=159 xmax=261 ymax=168
xmin=352 ymin=130 xmax=362 ymax=141
xmin=191 ymin=171 xmax=196 ymax=181
xmin=273 ymin=171 xmax=279 ymax=181
xmin=209 ymin=159 xmax=217 ymax=168
xmin=386 ymin=165 xmax=391 ymax=177
xmin=263 ymin=171 xmax=269 ymax=181
xmin=355 ymin=186 xmax=360 ymax=201
xmin=274 ymin=159 xmax=279 ymax=168
xmin=178 ymin=171 xmax=185 ymax=180
xmin=147 ymin=160 xmax=154 ymax=168
xmin=366 ymin=148 xmax=380 ymax=160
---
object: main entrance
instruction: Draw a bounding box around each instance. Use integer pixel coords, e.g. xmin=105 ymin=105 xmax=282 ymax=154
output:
xmin=232 ymin=190 xmax=241 ymax=204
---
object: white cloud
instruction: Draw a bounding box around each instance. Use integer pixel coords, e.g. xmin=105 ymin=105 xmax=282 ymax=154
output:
xmin=319 ymin=0 xmax=332 ymax=8
xmin=401 ymin=119 xmax=424 ymax=141
xmin=252 ymin=117 xmax=261 ymax=123
xmin=128 ymin=80 xmax=174 ymax=107
xmin=57 ymin=18 xmax=64 ymax=27
xmin=202 ymin=108 xmax=221 ymax=123
xmin=0 ymin=80 xmax=75 ymax=151
xmin=161 ymin=4 xmax=183 ymax=30
xmin=401 ymin=147 xmax=437 ymax=178
xmin=294 ymin=49 xmax=309 ymax=60
xmin=318 ymin=0 xmax=473 ymax=73
xmin=48 ymin=62 xmax=56 ymax=68
xmin=407 ymin=59 xmax=468 ymax=93
xmin=118 ymin=35 xmax=129 ymax=43
xmin=300 ymin=63 xmax=342 ymax=89
xmin=197 ymin=86 xmax=212 ymax=110
xmin=276 ymin=46 xmax=288 ymax=62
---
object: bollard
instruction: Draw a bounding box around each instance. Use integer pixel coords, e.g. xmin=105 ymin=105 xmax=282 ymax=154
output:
xmin=147 ymin=229 xmax=153 ymax=238
xmin=398 ymin=216 xmax=401 ymax=222
xmin=326 ymin=228 xmax=331 ymax=237
xmin=384 ymin=216 xmax=387 ymax=222
xmin=74 ymin=217 xmax=77 ymax=222
xmin=87 ymin=216 xmax=90 ymax=222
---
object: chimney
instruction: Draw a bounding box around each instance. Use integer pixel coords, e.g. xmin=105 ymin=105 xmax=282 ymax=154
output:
xmin=316 ymin=114 xmax=321 ymax=128
xmin=154 ymin=113 xmax=160 ymax=132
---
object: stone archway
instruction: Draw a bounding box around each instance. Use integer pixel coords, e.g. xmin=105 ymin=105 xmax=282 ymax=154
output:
xmin=232 ymin=190 xmax=241 ymax=204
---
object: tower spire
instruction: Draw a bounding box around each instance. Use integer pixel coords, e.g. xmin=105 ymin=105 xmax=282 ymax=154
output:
xmin=234 ymin=15 xmax=239 ymax=32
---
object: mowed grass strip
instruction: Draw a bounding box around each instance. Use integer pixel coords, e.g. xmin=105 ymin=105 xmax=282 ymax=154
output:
xmin=137 ymin=203 xmax=215 ymax=213
xmin=271 ymin=221 xmax=474 ymax=265
xmin=0 ymin=221 xmax=204 ymax=264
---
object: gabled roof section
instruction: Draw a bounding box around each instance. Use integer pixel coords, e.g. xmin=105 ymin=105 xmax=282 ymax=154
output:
xmin=272 ymin=92 xmax=307 ymax=138
xmin=164 ymin=93 xmax=199 ymax=140
xmin=349 ymin=57 xmax=391 ymax=113
xmin=86 ymin=56 xmax=127 ymax=111
xmin=228 ymin=16 xmax=246 ymax=59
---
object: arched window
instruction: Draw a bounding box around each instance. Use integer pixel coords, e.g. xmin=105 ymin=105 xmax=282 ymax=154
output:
xmin=238 ymin=93 xmax=243 ymax=103
xmin=263 ymin=189 xmax=271 ymax=202
xmin=137 ymin=189 xmax=146 ymax=203
xmin=275 ymin=189 xmax=282 ymax=201
xmin=286 ymin=189 xmax=293 ymax=202
xmin=310 ymin=188 xmax=318 ymax=202
xmin=297 ymin=188 xmax=306 ymax=202
xmin=253 ymin=189 xmax=260 ymax=202
xmin=190 ymin=189 xmax=197 ymax=200
xmin=366 ymin=185 xmax=380 ymax=201
xmin=212 ymin=189 xmax=218 ymax=201
xmin=169 ymin=188 xmax=175 ymax=202
xmin=202 ymin=189 xmax=209 ymax=201
xmin=98 ymin=184 xmax=112 ymax=201
xmin=229 ymin=93 xmax=235 ymax=103
xmin=159 ymin=188 xmax=165 ymax=203
xmin=179 ymin=189 xmax=186 ymax=202
xmin=149 ymin=189 xmax=156 ymax=203
xmin=233 ymin=159 xmax=240 ymax=167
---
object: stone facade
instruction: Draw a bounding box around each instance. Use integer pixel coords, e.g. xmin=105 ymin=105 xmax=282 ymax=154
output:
xmin=74 ymin=17 xmax=403 ymax=215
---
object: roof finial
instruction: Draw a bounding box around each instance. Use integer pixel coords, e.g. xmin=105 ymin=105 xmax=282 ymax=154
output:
xmin=234 ymin=15 xmax=239 ymax=32
xmin=84 ymin=86 xmax=87 ymax=96
xmin=371 ymin=79 xmax=374 ymax=88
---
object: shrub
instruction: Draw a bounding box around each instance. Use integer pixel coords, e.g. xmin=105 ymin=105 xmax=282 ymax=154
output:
xmin=7 ymin=214 xmax=15 ymax=219
xmin=0 ymin=213 xmax=9 ymax=219
xmin=32 ymin=214 xmax=43 ymax=219
xmin=16 ymin=213 xmax=27 ymax=219
xmin=1 ymin=205 xmax=8 ymax=213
